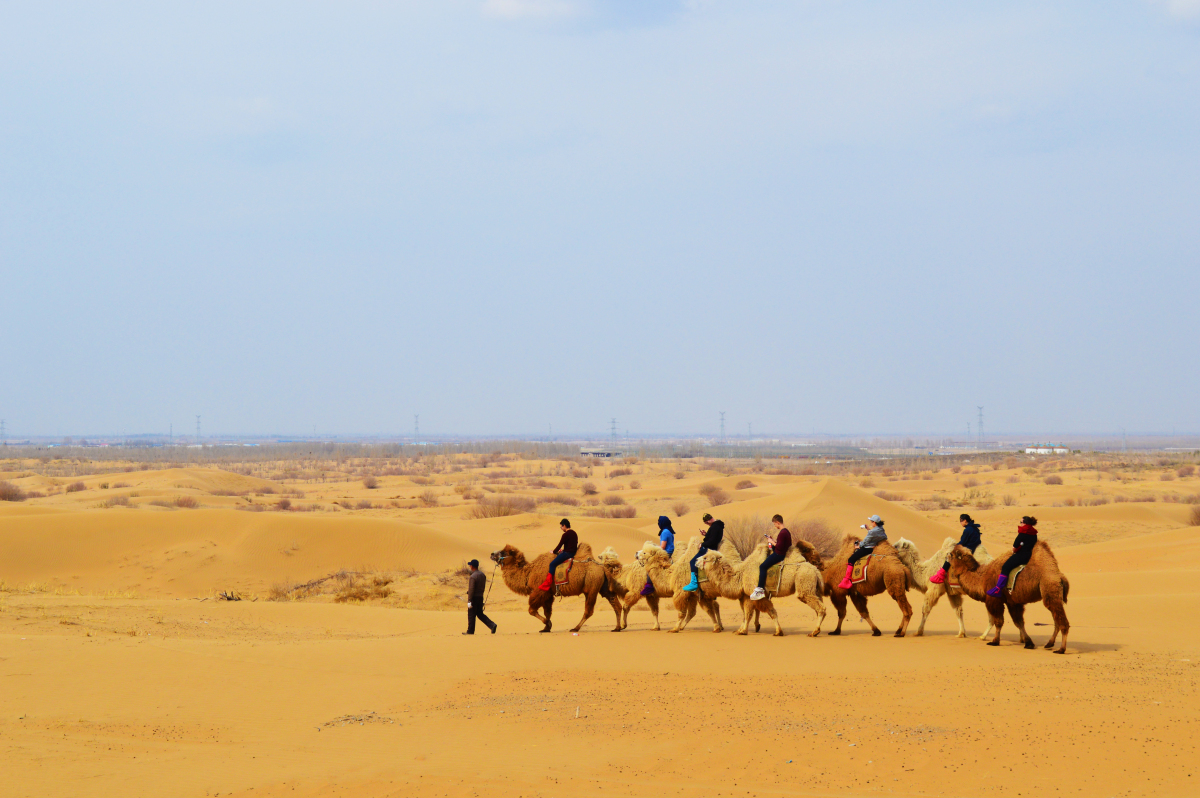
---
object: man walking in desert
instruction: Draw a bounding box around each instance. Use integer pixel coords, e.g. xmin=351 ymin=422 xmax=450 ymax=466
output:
xmin=463 ymin=559 xmax=497 ymax=635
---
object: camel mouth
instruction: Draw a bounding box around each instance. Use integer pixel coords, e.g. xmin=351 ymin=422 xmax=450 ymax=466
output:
xmin=489 ymin=551 xmax=505 ymax=564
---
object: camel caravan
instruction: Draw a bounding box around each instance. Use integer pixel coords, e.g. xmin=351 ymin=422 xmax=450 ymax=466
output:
xmin=489 ymin=513 xmax=1071 ymax=653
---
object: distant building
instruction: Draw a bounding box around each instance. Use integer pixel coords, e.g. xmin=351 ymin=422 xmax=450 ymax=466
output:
xmin=580 ymin=448 xmax=623 ymax=458
xmin=1025 ymin=444 xmax=1070 ymax=455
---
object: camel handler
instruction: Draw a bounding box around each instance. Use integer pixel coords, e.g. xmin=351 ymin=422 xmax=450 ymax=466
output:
xmin=463 ymin=560 xmax=497 ymax=635
xmin=987 ymin=516 xmax=1039 ymax=597
xmin=837 ymin=514 xmax=887 ymax=590
xmin=641 ymin=516 xmax=676 ymax=596
xmin=929 ymin=513 xmax=982 ymax=584
xmin=538 ymin=518 xmax=578 ymax=593
xmin=750 ymin=514 xmax=792 ymax=601
xmin=682 ymin=513 xmax=725 ymax=592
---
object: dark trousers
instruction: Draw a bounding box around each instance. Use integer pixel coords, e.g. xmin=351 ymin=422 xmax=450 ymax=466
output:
xmin=689 ymin=546 xmax=710 ymax=575
xmin=758 ymin=552 xmax=786 ymax=589
xmin=848 ymin=545 xmax=873 ymax=566
xmin=548 ymin=551 xmax=573 ymax=578
xmin=467 ymin=598 xmax=494 ymax=633
xmin=1001 ymin=543 xmax=1033 ymax=577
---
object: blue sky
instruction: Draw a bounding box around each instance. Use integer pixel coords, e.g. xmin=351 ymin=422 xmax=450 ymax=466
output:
xmin=2 ymin=1 xmax=1198 ymax=438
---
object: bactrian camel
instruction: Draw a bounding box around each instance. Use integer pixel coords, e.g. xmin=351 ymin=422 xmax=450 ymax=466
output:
xmin=490 ymin=542 xmax=623 ymax=633
xmin=598 ymin=543 xmax=677 ymax=631
xmin=948 ymin=542 xmax=1071 ymax=654
xmin=661 ymin=536 xmax=727 ymax=633
xmin=821 ymin=535 xmax=921 ymax=637
xmin=911 ymin=536 xmax=996 ymax=639
xmin=697 ymin=540 xmax=827 ymax=636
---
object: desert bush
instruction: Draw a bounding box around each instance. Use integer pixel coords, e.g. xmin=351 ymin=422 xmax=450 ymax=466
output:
xmin=99 ymin=482 xmax=109 ymax=489
xmin=672 ymin=502 xmax=689 ymax=517
xmin=580 ymin=482 xmax=598 ymax=496
xmin=112 ymin=482 xmax=130 ymax=489
xmin=65 ymin=481 xmax=86 ymax=493
xmin=609 ymin=467 xmax=633 ymax=478
xmin=698 ymin=483 xmax=720 ymax=497
xmin=962 ymin=478 xmax=979 ymax=488
xmin=951 ymin=466 xmax=962 ymax=474
xmin=873 ymin=490 xmax=904 ymax=502
xmin=1044 ymin=475 xmax=1064 ymax=485
xmin=465 ymin=495 xmax=536 ymax=519
xmin=629 ymin=480 xmax=641 ymax=489
xmin=1002 ymin=494 xmax=1016 ymax=506
xmin=601 ymin=494 xmax=626 ymax=506
xmin=536 ymin=493 xmax=580 ymax=506
xmin=1190 ymin=505 xmax=1200 ymax=526
xmin=706 ymin=488 xmax=730 ymax=507
xmin=791 ymin=517 xmax=843 ymax=560
xmin=147 ymin=499 xmax=175 ymax=509
xmin=915 ymin=494 xmax=953 ymax=511
xmin=0 ymin=481 xmax=26 ymax=502
xmin=411 ymin=475 xmax=434 ymax=485
xmin=1007 ymin=475 xmax=1020 ymax=483
xmin=102 ymin=495 xmax=131 ymax=508
xmin=355 ymin=499 xmax=374 ymax=510
xmin=1087 ymin=496 xmax=1111 ymax=506
xmin=1179 ymin=465 xmax=1196 ymax=478
xmin=1160 ymin=473 xmax=1176 ymax=481
xmin=735 ymin=479 xmax=757 ymax=490
xmin=725 ymin=514 xmax=773 ymax=558
xmin=673 ymin=471 xmax=686 ymax=480
xmin=859 ymin=478 xmax=875 ymax=488
xmin=419 ymin=488 xmax=439 ymax=507
xmin=362 ymin=475 xmax=379 ymax=489
xmin=276 ymin=498 xmax=292 ymax=511
xmin=173 ymin=496 xmax=199 ymax=509
xmin=588 ymin=505 xmax=637 ymax=519
xmin=570 ymin=468 xmax=587 ymax=479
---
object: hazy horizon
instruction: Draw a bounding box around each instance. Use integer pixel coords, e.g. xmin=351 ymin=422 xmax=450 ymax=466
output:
xmin=3 ymin=1 xmax=1198 ymax=439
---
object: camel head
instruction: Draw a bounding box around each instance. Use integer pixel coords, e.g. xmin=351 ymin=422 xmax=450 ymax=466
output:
xmin=948 ymin=545 xmax=979 ymax=573
xmin=597 ymin=547 xmax=622 ymax=569
xmin=697 ymin=549 xmax=724 ymax=569
xmin=490 ymin=545 xmax=525 ymax=568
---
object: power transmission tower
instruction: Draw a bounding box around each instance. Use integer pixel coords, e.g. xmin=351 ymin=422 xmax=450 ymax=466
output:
xmin=0 ymin=419 xmax=6 ymax=447
xmin=720 ymin=411 xmax=726 ymax=442
xmin=195 ymin=415 xmax=201 ymax=441
xmin=414 ymin=415 xmax=420 ymax=440
xmin=748 ymin=422 xmax=752 ymax=439
xmin=966 ymin=422 xmax=971 ymax=444
xmin=977 ymin=406 xmax=984 ymax=448
xmin=610 ymin=418 xmax=617 ymax=447
xmin=169 ymin=423 xmax=172 ymax=445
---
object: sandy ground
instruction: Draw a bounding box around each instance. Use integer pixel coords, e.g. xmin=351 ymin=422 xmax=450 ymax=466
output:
xmin=2 ymin=458 xmax=1199 ymax=796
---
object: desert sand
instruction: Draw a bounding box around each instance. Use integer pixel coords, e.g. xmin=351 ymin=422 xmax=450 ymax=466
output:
xmin=2 ymin=454 xmax=1198 ymax=797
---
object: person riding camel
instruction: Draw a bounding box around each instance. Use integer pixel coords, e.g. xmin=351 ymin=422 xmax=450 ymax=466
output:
xmin=750 ymin=514 xmax=791 ymax=601
xmin=538 ymin=518 xmax=578 ymax=593
xmin=929 ymin=513 xmax=982 ymax=584
xmin=837 ymin=514 xmax=886 ymax=590
xmin=682 ymin=513 xmax=724 ymax=592
xmin=987 ymin=516 xmax=1038 ymax=597
xmin=641 ymin=516 xmax=676 ymax=596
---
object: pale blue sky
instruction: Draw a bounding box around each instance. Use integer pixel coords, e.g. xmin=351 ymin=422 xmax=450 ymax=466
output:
xmin=2 ymin=1 xmax=1198 ymax=438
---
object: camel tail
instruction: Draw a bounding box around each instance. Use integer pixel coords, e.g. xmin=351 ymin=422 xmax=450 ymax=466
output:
xmin=1061 ymin=575 xmax=1070 ymax=603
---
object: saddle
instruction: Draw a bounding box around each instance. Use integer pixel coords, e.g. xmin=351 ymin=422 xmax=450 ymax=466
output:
xmin=696 ymin=567 xmax=709 ymax=585
xmin=554 ymin=559 xmax=574 ymax=587
xmin=1005 ymin=564 xmax=1026 ymax=593
xmin=764 ymin=562 xmax=785 ymax=593
xmin=851 ymin=556 xmax=872 ymax=584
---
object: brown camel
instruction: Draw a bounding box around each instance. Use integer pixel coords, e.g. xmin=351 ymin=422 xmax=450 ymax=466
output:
xmin=948 ymin=542 xmax=1071 ymax=653
xmin=697 ymin=541 xmax=826 ymax=636
xmin=821 ymin=535 xmax=921 ymax=637
xmin=599 ymin=543 xmax=679 ymax=631
xmin=489 ymin=542 xmax=623 ymax=633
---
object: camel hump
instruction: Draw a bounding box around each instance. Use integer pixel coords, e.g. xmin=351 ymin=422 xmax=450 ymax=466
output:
xmin=872 ymin=540 xmax=898 ymax=556
xmin=575 ymin=542 xmax=595 ymax=560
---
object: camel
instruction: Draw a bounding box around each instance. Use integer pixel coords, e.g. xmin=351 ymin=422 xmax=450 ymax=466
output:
xmin=598 ymin=542 xmax=685 ymax=631
xmin=821 ymin=535 xmax=921 ymax=637
xmin=489 ymin=542 xmax=623 ymax=633
xmin=947 ymin=542 xmax=1071 ymax=654
xmin=697 ymin=540 xmax=827 ymax=636
xmin=659 ymin=536 xmax=727 ymax=633
xmin=910 ymin=536 xmax=996 ymax=639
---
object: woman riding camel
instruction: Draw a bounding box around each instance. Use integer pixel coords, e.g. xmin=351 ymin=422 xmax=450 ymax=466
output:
xmin=641 ymin=516 xmax=676 ymax=596
xmin=987 ymin=516 xmax=1038 ymax=597
xmin=682 ymin=513 xmax=725 ymax=592
xmin=538 ymin=518 xmax=578 ymax=593
xmin=929 ymin=513 xmax=982 ymax=584
xmin=837 ymin=514 xmax=887 ymax=590
xmin=750 ymin=514 xmax=791 ymax=601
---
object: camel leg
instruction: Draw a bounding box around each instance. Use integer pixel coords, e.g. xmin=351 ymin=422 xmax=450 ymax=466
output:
xmin=753 ymin=607 xmax=761 ymax=633
xmin=532 ymin=596 xmax=554 ymax=633
xmin=916 ymin=587 xmax=942 ymax=637
xmin=945 ymin=593 xmax=968 ymax=638
xmin=1045 ymin=597 xmax=1069 ymax=654
xmin=1007 ymin=603 xmax=1035 ymax=649
xmin=985 ymin=598 xmax=1004 ymax=645
xmin=704 ymin=596 xmax=724 ymax=632
xmin=885 ymin=572 xmax=913 ymax=637
xmin=764 ymin=600 xmax=783 ymax=637
xmin=828 ymin=591 xmax=848 ymax=635
xmin=646 ymin=595 xmax=660 ymax=631
xmin=735 ymin=598 xmax=753 ymax=635
xmin=607 ymin=595 xmax=623 ymax=632
xmin=668 ymin=594 xmax=691 ymax=633
xmin=801 ymin=593 xmax=825 ymax=637
xmin=571 ymin=591 xmax=599 ymax=633
xmin=849 ymin=591 xmax=882 ymax=636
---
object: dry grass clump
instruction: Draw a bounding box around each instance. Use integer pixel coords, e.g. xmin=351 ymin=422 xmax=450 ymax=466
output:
xmin=791 ymin=517 xmax=842 ymax=560
xmin=1044 ymin=475 xmax=1064 ymax=485
xmin=915 ymin=494 xmax=953 ymax=511
xmin=629 ymin=480 xmax=641 ymax=489
xmin=65 ymin=481 xmax=87 ymax=493
xmin=536 ymin=493 xmax=580 ymax=506
xmin=174 ymin=495 xmax=199 ymax=509
xmin=609 ymin=467 xmax=633 ymax=478
xmin=101 ymin=495 xmax=131 ymax=508
xmin=362 ymin=475 xmax=379 ymax=489
xmin=418 ymin=489 xmax=439 ymax=507
xmin=335 ymin=573 xmax=394 ymax=603
xmin=1003 ymin=494 xmax=1016 ymax=506
xmin=586 ymin=505 xmax=637 ymax=519
xmin=706 ymin=489 xmax=730 ymax=507
xmin=725 ymin=514 xmax=773 ymax=558
xmin=1190 ymin=505 xmax=1200 ymax=526
xmin=465 ymin=495 xmax=536 ymax=519
xmin=601 ymin=494 xmax=626 ymax=506
xmin=580 ymin=482 xmax=598 ymax=496
xmin=873 ymin=490 xmax=904 ymax=502
xmin=1160 ymin=473 xmax=1176 ymax=481
xmin=410 ymin=475 xmax=434 ymax=485
xmin=1007 ymin=475 xmax=1021 ymax=483
xmin=571 ymin=468 xmax=588 ymax=479
xmin=0 ymin=481 xmax=26 ymax=502
xmin=147 ymin=499 xmax=176 ymax=509
xmin=276 ymin=498 xmax=292 ymax=511
xmin=355 ymin=499 xmax=375 ymax=510
xmin=672 ymin=502 xmax=689 ymax=517
xmin=735 ymin=479 xmax=757 ymax=490
xmin=1179 ymin=465 xmax=1196 ymax=478
xmin=962 ymin=478 xmax=979 ymax=488
xmin=673 ymin=471 xmax=686 ymax=480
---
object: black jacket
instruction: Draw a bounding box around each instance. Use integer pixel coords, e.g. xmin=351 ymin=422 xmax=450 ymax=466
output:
xmin=959 ymin=523 xmax=982 ymax=552
xmin=702 ymin=520 xmax=725 ymax=550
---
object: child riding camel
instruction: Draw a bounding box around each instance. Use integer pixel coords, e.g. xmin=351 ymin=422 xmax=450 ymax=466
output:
xmin=538 ymin=518 xmax=578 ymax=593
xmin=987 ymin=516 xmax=1038 ymax=597
xmin=682 ymin=513 xmax=724 ymax=592
xmin=929 ymin=513 xmax=982 ymax=584
xmin=749 ymin=514 xmax=791 ymax=601
xmin=837 ymin=514 xmax=886 ymax=590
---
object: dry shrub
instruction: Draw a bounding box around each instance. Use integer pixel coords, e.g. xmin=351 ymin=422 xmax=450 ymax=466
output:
xmin=102 ymin=495 xmax=131 ymax=508
xmin=465 ymin=495 xmax=536 ymax=519
xmin=601 ymin=494 xmax=626 ymax=506
xmin=0 ymin=481 xmax=26 ymax=502
xmin=363 ymin=475 xmax=379 ymax=489
xmin=411 ymin=475 xmax=434 ymax=485
xmin=536 ymin=493 xmax=580 ymax=506
xmin=792 ymin=517 xmax=842 ymax=560
xmin=419 ymin=488 xmax=439 ymax=507
xmin=580 ymin=482 xmax=598 ymax=496
xmin=673 ymin=471 xmax=686 ymax=480
xmin=174 ymin=496 xmax=199 ymax=509
xmin=1007 ymin=475 xmax=1020 ymax=483
xmin=65 ymin=481 xmax=87 ymax=493
xmin=609 ymin=467 xmax=633 ymax=478
xmin=698 ymin=483 xmax=720 ymax=497
xmin=571 ymin=468 xmax=588 ymax=479
xmin=1160 ymin=473 xmax=1176 ymax=481
xmin=1044 ymin=475 xmax=1064 ymax=485
xmin=526 ymin=478 xmax=556 ymax=489
xmin=915 ymin=494 xmax=953 ymax=511
xmin=873 ymin=490 xmax=904 ymax=502
xmin=335 ymin=573 xmax=394 ymax=603
xmin=276 ymin=498 xmax=292 ymax=511
xmin=725 ymin=514 xmax=773 ymax=558
xmin=587 ymin=505 xmax=637 ymax=519
xmin=858 ymin=478 xmax=875 ymax=488
xmin=706 ymin=489 xmax=730 ymax=507
xmin=974 ymin=493 xmax=996 ymax=510
xmin=1002 ymin=494 xmax=1016 ymax=506
xmin=672 ymin=502 xmax=689 ymax=517
xmin=147 ymin=499 xmax=176 ymax=509
xmin=629 ymin=480 xmax=641 ymax=489
xmin=1087 ymin=496 xmax=1111 ymax=506
xmin=355 ymin=499 xmax=374 ymax=510
xmin=1179 ymin=465 xmax=1197 ymax=478
xmin=735 ymin=479 xmax=757 ymax=490
xmin=1190 ymin=505 xmax=1200 ymax=526
xmin=962 ymin=478 xmax=979 ymax=488
xmin=111 ymin=482 xmax=130 ymax=489
xmin=951 ymin=466 xmax=962 ymax=474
